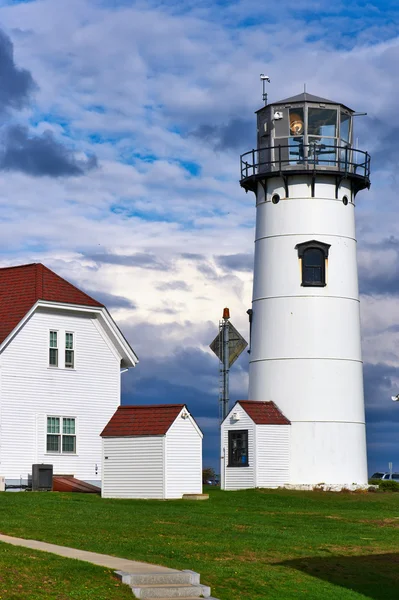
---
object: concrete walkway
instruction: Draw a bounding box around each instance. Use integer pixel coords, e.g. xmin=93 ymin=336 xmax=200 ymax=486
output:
xmin=0 ymin=533 xmax=178 ymax=573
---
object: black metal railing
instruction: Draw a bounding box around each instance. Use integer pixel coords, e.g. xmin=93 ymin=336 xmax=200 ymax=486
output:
xmin=240 ymin=143 xmax=370 ymax=182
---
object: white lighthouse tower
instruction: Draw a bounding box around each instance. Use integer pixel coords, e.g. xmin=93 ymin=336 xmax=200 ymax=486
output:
xmin=221 ymin=91 xmax=371 ymax=489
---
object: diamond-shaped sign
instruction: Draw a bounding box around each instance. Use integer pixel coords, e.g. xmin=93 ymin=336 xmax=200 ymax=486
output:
xmin=210 ymin=322 xmax=248 ymax=367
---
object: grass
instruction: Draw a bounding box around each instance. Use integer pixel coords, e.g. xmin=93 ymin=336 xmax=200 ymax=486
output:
xmin=0 ymin=543 xmax=132 ymax=600
xmin=0 ymin=487 xmax=398 ymax=599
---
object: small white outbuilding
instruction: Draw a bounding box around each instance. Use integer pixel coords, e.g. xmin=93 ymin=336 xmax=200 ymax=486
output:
xmin=101 ymin=403 xmax=203 ymax=499
xmin=221 ymin=400 xmax=291 ymax=490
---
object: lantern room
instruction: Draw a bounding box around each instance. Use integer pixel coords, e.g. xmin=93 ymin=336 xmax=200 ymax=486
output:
xmin=240 ymin=92 xmax=370 ymax=196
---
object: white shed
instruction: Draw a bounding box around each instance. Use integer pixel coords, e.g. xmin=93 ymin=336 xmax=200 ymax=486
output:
xmin=221 ymin=400 xmax=291 ymax=490
xmin=101 ymin=404 xmax=203 ymax=499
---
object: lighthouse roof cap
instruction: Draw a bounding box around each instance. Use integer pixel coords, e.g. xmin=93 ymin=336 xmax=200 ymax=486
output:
xmin=226 ymin=400 xmax=291 ymax=425
xmin=262 ymin=92 xmax=354 ymax=113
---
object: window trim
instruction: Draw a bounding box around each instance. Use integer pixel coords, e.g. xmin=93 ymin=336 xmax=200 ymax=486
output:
xmin=49 ymin=330 xmax=59 ymax=367
xmin=46 ymin=416 xmax=77 ymax=455
xmin=65 ymin=331 xmax=75 ymax=369
xmin=295 ymin=240 xmax=331 ymax=288
xmin=228 ymin=429 xmax=249 ymax=468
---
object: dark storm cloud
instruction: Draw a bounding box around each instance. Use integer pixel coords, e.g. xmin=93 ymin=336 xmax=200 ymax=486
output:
xmin=180 ymin=252 xmax=204 ymax=261
xmin=156 ymin=280 xmax=191 ymax=291
xmin=216 ymin=253 xmax=253 ymax=272
xmin=191 ymin=117 xmax=254 ymax=152
xmin=0 ymin=29 xmax=36 ymax=112
xmin=0 ymin=29 xmax=97 ymax=177
xmin=86 ymin=290 xmax=136 ymax=310
xmin=121 ymin=346 xmax=221 ymax=417
xmin=361 ymin=117 xmax=399 ymax=172
xmin=359 ymin=237 xmax=399 ymax=296
xmin=363 ymin=361 xmax=399 ymax=473
xmin=87 ymin=252 xmax=169 ymax=270
xmin=0 ymin=125 xmax=97 ymax=177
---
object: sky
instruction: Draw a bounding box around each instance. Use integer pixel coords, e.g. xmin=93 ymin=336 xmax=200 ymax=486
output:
xmin=0 ymin=0 xmax=398 ymax=476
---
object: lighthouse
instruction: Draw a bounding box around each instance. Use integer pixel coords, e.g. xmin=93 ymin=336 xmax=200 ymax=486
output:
xmin=221 ymin=91 xmax=370 ymax=489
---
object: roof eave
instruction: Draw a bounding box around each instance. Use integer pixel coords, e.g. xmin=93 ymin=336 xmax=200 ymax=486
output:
xmin=255 ymin=96 xmax=355 ymax=114
xmin=0 ymin=300 xmax=138 ymax=366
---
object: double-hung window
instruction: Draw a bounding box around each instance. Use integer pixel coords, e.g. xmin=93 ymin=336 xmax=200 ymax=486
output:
xmin=65 ymin=333 xmax=74 ymax=369
xmin=49 ymin=331 xmax=58 ymax=367
xmin=47 ymin=416 xmax=76 ymax=453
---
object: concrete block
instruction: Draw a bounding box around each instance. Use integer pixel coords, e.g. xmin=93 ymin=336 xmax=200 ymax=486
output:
xmin=131 ymin=584 xmax=205 ymax=598
xmin=181 ymin=570 xmax=200 ymax=585
xmin=117 ymin=571 xmax=193 ymax=586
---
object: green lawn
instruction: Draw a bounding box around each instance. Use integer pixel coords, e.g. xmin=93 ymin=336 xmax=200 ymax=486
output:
xmin=0 ymin=542 xmax=132 ymax=600
xmin=0 ymin=488 xmax=398 ymax=599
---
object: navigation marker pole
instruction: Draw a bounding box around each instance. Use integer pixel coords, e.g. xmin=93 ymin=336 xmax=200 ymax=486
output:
xmin=221 ymin=307 xmax=230 ymax=422
xmin=210 ymin=308 xmax=248 ymax=423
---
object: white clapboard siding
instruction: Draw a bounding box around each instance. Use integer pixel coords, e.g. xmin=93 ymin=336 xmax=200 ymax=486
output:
xmin=102 ymin=437 xmax=164 ymax=499
xmin=221 ymin=408 xmax=256 ymax=490
xmin=255 ymin=425 xmax=290 ymax=488
xmin=165 ymin=412 xmax=202 ymax=499
xmin=0 ymin=307 xmax=121 ymax=482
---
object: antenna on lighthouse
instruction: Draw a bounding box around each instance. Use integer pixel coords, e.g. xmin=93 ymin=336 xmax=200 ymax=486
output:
xmin=260 ymin=74 xmax=271 ymax=105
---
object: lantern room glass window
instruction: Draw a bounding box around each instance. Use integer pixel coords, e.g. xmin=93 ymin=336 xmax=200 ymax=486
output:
xmin=288 ymin=108 xmax=304 ymax=165
xmin=308 ymin=137 xmax=337 ymax=166
xmin=339 ymin=112 xmax=352 ymax=170
xmin=307 ymin=108 xmax=338 ymax=166
xmin=340 ymin=112 xmax=351 ymax=142
xmin=228 ymin=430 xmax=249 ymax=467
xmin=308 ymin=108 xmax=337 ymax=137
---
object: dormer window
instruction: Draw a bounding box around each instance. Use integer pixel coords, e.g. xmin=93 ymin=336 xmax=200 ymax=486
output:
xmin=295 ymin=240 xmax=331 ymax=287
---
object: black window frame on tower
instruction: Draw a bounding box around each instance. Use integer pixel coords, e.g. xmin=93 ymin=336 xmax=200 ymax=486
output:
xmin=228 ymin=430 xmax=249 ymax=468
xmin=295 ymin=240 xmax=331 ymax=287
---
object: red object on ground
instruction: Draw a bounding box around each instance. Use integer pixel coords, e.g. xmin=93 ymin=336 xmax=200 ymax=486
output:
xmin=53 ymin=476 xmax=101 ymax=494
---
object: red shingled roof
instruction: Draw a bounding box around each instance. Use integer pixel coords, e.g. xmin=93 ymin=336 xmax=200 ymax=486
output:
xmin=101 ymin=404 xmax=186 ymax=437
xmin=237 ymin=401 xmax=290 ymax=425
xmin=0 ymin=263 xmax=103 ymax=345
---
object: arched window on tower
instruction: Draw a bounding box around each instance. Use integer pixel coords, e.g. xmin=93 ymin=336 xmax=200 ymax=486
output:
xmin=295 ymin=240 xmax=331 ymax=287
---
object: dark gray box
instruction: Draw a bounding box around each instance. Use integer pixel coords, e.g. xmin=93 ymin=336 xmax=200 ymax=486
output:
xmin=31 ymin=464 xmax=53 ymax=491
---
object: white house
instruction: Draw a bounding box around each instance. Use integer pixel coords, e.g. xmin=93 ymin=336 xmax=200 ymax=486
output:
xmin=101 ymin=404 xmax=203 ymax=499
xmin=221 ymin=401 xmax=291 ymax=490
xmin=0 ymin=263 xmax=138 ymax=486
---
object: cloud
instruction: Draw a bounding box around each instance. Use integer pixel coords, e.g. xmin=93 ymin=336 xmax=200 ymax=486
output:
xmin=0 ymin=28 xmax=35 ymax=112
xmin=0 ymin=125 xmax=97 ymax=177
xmin=363 ymin=361 xmax=399 ymax=473
xmin=86 ymin=289 xmax=136 ymax=309
xmin=216 ymin=253 xmax=253 ymax=272
xmin=192 ymin=117 xmax=254 ymax=152
xmin=87 ymin=252 xmax=169 ymax=270
xmin=359 ymin=239 xmax=399 ymax=296
xmin=156 ymin=280 xmax=191 ymax=291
